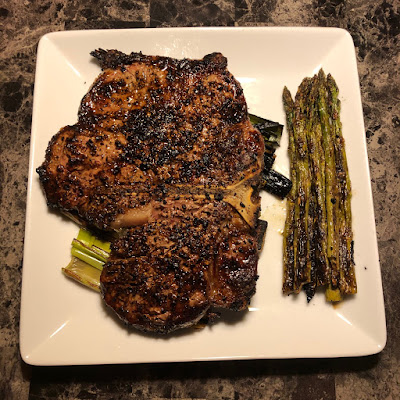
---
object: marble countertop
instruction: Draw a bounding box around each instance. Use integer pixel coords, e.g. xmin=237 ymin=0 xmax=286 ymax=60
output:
xmin=0 ymin=1 xmax=399 ymax=399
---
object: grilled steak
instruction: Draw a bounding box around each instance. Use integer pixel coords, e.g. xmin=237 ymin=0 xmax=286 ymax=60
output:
xmin=102 ymin=200 xmax=258 ymax=333
xmin=37 ymin=50 xmax=265 ymax=333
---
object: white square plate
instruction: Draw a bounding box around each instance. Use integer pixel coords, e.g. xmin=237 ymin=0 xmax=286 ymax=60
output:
xmin=20 ymin=27 xmax=386 ymax=365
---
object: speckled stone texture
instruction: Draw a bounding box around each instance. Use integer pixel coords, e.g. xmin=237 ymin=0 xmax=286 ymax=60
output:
xmin=0 ymin=0 xmax=399 ymax=399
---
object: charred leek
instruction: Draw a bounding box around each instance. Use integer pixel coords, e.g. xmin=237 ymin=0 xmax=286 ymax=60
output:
xmin=249 ymin=113 xmax=292 ymax=198
xmin=249 ymin=113 xmax=283 ymax=152
xmin=261 ymin=170 xmax=292 ymax=199
xmin=63 ymin=229 xmax=111 ymax=291
xmin=62 ymin=257 xmax=102 ymax=292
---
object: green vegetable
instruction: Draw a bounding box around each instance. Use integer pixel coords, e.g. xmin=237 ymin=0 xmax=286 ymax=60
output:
xmin=327 ymin=74 xmax=356 ymax=295
xmin=63 ymin=229 xmax=111 ymax=290
xmin=249 ymin=113 xmax=291 ymax=199
xmin=261 ymin=170 xmax=292 ymax=199
xmin=303 ymin=76 xmax=329 ymax=299
xmin=70 ymin=229 xmax=111 ymax=270
xmin=71 ymin=242 xmax=105 ymax=271
xmin=292 ymin=78 xmax=312 ymax=291
xmin=282 ymin=87 xmax=297 ymax=294
xmin=317 ymin=70 xmax=342 ymax=302
xmin=249 ymin=113 xmax=283 ymax=152
xmin=282 ymin=70 xmax=356 ymax=302
xmin=76 ymin=229 xmax=111 ymax=254
xmin=62 ymin=257 xmax=101 ymax=292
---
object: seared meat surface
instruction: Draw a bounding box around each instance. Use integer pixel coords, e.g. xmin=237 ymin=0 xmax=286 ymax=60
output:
xmin=37 ymin=50 xmax=264 ymax=333
xmin=37 ymin=50 xmax=263 ymax=229
xmin=102 ymin=200 xmax=258 ymax=333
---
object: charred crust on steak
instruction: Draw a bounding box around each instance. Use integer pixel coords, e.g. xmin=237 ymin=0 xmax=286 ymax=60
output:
xmin=100 ymin=201 xmax=259 ymax=333
xmin=37 ymin=50 xmax=265 ymax=334
xmin=91 ymin=49 xmax=228 ymax=74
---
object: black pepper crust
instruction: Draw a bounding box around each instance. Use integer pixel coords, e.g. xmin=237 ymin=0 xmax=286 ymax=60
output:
xmin=91 ymin=49 xmax=228 ymax=73
xmin=100 ymin=201 xmax=259 ymax=333
xmin=37 ymin=50 xmax=263 ymax=230
xmin=37 ymin=50 xmax=265 ymax=333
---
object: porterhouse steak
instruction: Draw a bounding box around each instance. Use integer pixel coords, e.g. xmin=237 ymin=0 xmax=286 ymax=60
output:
xmin=37 ymin=50 xmax=265 ymax=333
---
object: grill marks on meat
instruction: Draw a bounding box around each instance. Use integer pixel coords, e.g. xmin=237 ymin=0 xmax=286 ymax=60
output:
xmin=38 ymin=50 xmax=264 ymax=229
xmin=37 ymin=50 xmax=265 ymax=333
xmin=101 ymin=201 xmax=258 ymax=333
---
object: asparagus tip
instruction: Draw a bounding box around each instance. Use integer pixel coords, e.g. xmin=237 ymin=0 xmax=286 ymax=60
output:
xmin=318 ymin=68 xmax=326 ymax=81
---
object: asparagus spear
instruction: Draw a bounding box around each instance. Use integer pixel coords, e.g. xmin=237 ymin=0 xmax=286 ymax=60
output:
xmin=303 ymin=182 xmax=317 ymax=301
xmin=305 ymin=77 xmax=331 ymax=300
xmin=317 ymin=70 xmax=342 ymax=302
xmin=292 ymin=78 xmax=312 ymax=291
xmin=282 ymin=87 xmax=297 ymax=294
xmin=283 ymin=71 xmax=355 ymax=301
xmin=302 ymin=78 xmax=318 ymax=300
xmin=327 ymin=74 xmax=357 ymax=295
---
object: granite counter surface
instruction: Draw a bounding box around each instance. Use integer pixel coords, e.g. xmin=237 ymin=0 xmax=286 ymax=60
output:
xmin=0 ymin=0 xmax=399 ymax=399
